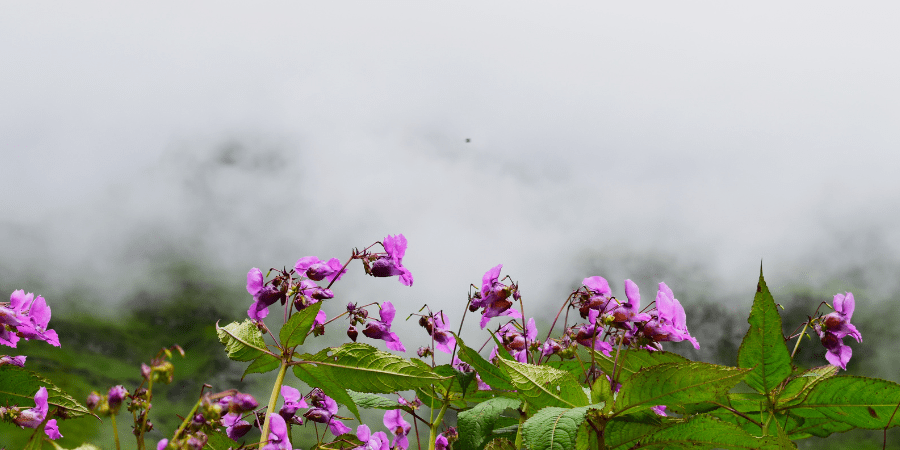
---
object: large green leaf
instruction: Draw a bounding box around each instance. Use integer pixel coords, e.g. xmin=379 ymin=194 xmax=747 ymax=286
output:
xmin=614 ymin=362 xmax=747 ymax=416
xmin=522 ymin=404 xmax=603 ymax=450
xmin=279 ymin=302 xmax=322 ymax=349
xmin=736 ymin=269 xmax=792 ymax=395
xmin=205 ymin=429 xmax=242 ymax=450
xmin=781 ymin=408 xmax=855 ymax=438
xmin=776 ymin=365 xmax=837 ymax=405
xmin=634 ymin=415 xmax=790 ymax=449
xmin=347 ymin=390 xmax=403 ymax=411
xmin=593 ymin=348 xmax=690 ymax=380
xmin=216 ymin=319 xmax=270 ymax=362
xmin=0 ymin=366 xmax=90 ymax=418
xmin=789 ymin=376 xmax=900 ymax=429
xmin=458 ymin=397 xmax=522 ymax=450
xmin=242 ymin=353 xmax=280 ymax=379
xmin=497 ymin=358 xmax=589 ymax=410
xmin=293 ymin=343 xmax=449 ymax=394
xmin=603 ymin=413 xmax=667 ymax=450
xmin=456 ymin=336 xmax=516 ymax=391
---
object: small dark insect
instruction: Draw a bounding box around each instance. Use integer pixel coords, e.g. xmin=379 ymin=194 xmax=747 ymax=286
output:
xmin=868 ymin=406 xmax=879 ymax=418
xmin=465 ymin=138 xmax=471 ymax=143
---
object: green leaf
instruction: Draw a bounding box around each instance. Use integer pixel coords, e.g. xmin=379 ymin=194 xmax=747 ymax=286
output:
xmin=280 ymin=302 xmax=322 ymax=348
xmin=483 ymin=438 xmax=517 ymax=450
xmin=49 ymin=442 xmax=102 ymax=450
xmin=458 ymin=397 xmax=522 ymax=450
xmin=456 ymin=336 xmax=516 ymax=391
xmin=488 ymin=330 xmax=515 ymax=361
xmin=216 ymin=319 xmax=269 ymax=362
xmin=635 ymin=415 xmax=791 ymax=449
xmin=292 ymin=358 xmax=361 ymax=421
xmin=789 ymin=376 xmax=900 ymax=429
xmin=205 ymin=429 xmax=242 ymax=450
xmin=603 ymin=414 xmax=667 ymax=450
xmin=522 ymin=404 xmax=603 ymax=450
xmin=591 ymin=376 xmax=614 ymax=406
xmin=592 ymin=348 xmax=691 ymax=379
xmin=497 ymin=358 xmax=589 ymax=410
xmin=0 ymin=366 xmax=90 ymax=418
xmin=295 ymin=343 xmax=449 ymax=394
xmin=242 ymin=353 xmax=281 ymax=379
xmin=736 ymin=268 xmax=792 ymax=395
xmin=777 ymin=365 xmax=838 ymax=405
xmin=614 ymin=362 xmax=747 ymax=416
xmin=347 ymin=390 xmax=406 ymax=411
xmin=781 ymin=408 xmax=855 ymax=438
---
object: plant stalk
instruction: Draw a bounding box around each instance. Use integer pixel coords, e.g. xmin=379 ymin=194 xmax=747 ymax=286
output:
xmin=259 ymin=355 xmax=291 ymax=448
xmin=111 ymin=413 xmax=121 ymax=450
xmin=427 ymin=402 xmax=451 ymax=450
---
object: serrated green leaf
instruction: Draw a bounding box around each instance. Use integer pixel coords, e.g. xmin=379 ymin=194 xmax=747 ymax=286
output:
xmin=522 ymin=404 xmax=603 ymax=450
xmin=242 ymin=353 xmax=281 ymax=379
xmin=216 ymin=319 xmax=269 ymax=362
xmin=0 ymin=366 xmax=90 ymax=418
xmin=591 ymin=377 xmax=614 ymax=406
xmin=488 ymin=330 xmax=515 ymax=361
xmin=433 ymin=364 xmax=478 ymax=399
xmin=635 ymin=415 xmax=790 ymax=449
xmin=777 ymin=365 xmax=838 ymax=405
xmin=782 ymin=408 xmax=855 ymax=438
xmin=205 ymin=429 xmax=242 ymax=450
xmin=614 ymin=362 xmax=747 ymax=416
xmin=788 ymin=376 xmax=900 ymax=429
xmin=498 ymin=358 xmax=589 ymax=410
xmin=292 ymin=357 xmax=361 ymax=421
xmin=483 ymin=438 xmax=516 ymax=450
xmin=458 ymin=397 xmax=521 ymax=450
xmin=736 ymin=268 xmax=792 ymax=395
xmin=347 ymin=390 xmax=405 ymax=411
xmin=545 ymin=359 xmax=586 ymax=379
xmin=280 ymin=302 xmax=322 ymax=348
xmin=592 ymin=348 xmax=691 ymax=380
xmin=295 ymin=343 xmax=449 ymax=394
xmin=603 ymin=413 xmax=667 ymax=450
xmin=456 ymin=336 xmax=516 ymax=391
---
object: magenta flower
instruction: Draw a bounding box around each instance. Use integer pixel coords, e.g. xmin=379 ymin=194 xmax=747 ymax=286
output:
xmin=818 ymin=330 xmax=852 ymax=370
xmin=435 ymin=434 xmax=449 ymax=450
xmin=608 ymin=280 xmax=652 ymax=325
xmin=354 ymin=424 xmax=390 ymax=450
xmin=471 ymin=265 xmax=522 ymax=328
xmin=369 ymin=234 xmax=414 ymax=286
xmin=651 ymin=405 xmax=667 ymax=417
xmin=295 ymin=256 xmax=345 ymax=283
xmin=223 ymin=412 xmax=252 ymax=440
xmin=157 ymin=439 xmax=169 ymax=450
xmin=246 ymin=268 xmax=285 ymax=320
xmin=642 ymin=283 xmax=699 ymax=349
xmin=362 ymin=302 xmax=406 ymax=352
xmin=425 ymin=311 xmax=455 ymax=354
xmin=279 ymin=385 xmax=308 ymax=421
xmin=262 ymin=413 xmax=293 ymax=450
xmin=822 ymin=292 xmax=861 ymax=342
xmin=304 ymin=390 xmax=352 ymax=436
xmin=494 ymin=318 xmax=538 ymax=362
xmin=15 ymin=387 xmax=49 ymax=429
xmin=575 ymin=309 xmax=613 ymax=356
xmin=0 ymin=355 xmax=26 ymax=367
xmin=4 ymin=291 xmax=60 ymax=347
xmin=579 ymin=276 xmax=615 ymax=318
xmin=383 ymin=409 xmax=412 ymax=449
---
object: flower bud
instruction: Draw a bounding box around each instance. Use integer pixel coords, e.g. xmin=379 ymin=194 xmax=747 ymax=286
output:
xmin=347 ymin=326 xmax=358 ymax=342
xmin=108 ymin=385 xmax=128 ymax=414
xmin=86 ymin=392 xmax=102 ymax=412
xmin=230 ymin=393 xmax=259 ymax=413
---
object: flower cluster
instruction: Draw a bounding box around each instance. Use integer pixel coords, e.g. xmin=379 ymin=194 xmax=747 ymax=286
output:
xmin=814 ymin=292 xmax=861 ymax=370
xmin=417 ymin=310 xmax=455 ymax=355
xmin=1 ymin=289 xmax=60 ymax=349
xmin=157 ymin=390 xmax=259 ymax=449
xmin=491 ymin=318 xmax=538 ymax=363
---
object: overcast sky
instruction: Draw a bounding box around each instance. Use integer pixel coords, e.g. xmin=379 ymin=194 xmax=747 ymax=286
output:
xmin=3 ymin=2 xmax=900 ymax=342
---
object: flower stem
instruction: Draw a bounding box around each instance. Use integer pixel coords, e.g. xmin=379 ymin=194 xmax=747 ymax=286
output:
xmin=259 ymin=355 xmax=291 ymax=448
xmin=790 ymin=321 xmax=810 ymax=360
xmin=172 ymin=399 xmax=203 ymax=443
xmin=137 ymin=378 xmax=153 ymax=450
xmin=428 ymin=401 xmax=450 ymax=450
xmin=111 ymin=413 xmax=121 ymax=450
xmin=515 ymin=403 xmax=529 ymax=449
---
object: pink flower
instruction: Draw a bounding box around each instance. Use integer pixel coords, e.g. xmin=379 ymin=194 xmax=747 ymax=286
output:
xmin=246 ymin=268 xmax=285 ymax=320
xmin=354 ymin=424 xmax=390 ymax=450
xmin=0 ymin=355 xmax=26 ymax=367
xmin=295 ymin=256 xmax=345 ymax=283
xmin=15 ymin=387 xmax=49 ymax=429
xmin=470 ymin=265 xmax=522 ymax=329
xmin=262 ymin=413 xmax=293 ymax=450
xmin=369 ymin=235 xmax=414 ymax=286
xmin=383 ymin=409 xmax=411 ymax=449
xmin=642 ymin=283 xmax=699 ymax=349
xmin=362 ymin=302 xmax=405 ymax=352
